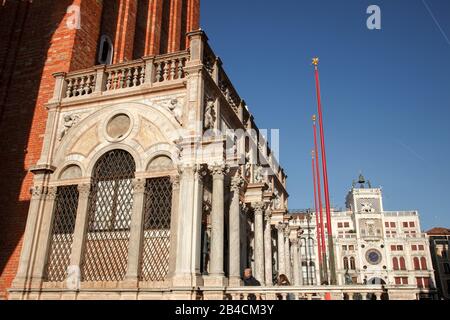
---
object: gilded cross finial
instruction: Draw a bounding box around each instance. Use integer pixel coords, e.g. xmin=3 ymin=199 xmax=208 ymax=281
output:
xmin=312 ymin=57 xmax=319 ymax=66
xmin=312 ymin=114 xmax=317 ymax=122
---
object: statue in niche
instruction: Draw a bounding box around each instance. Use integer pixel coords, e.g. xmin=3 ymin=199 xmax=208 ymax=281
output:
xmin=255 ymin=166 xmax=264 ymax=183
xmin=245 ymin=152 xmax=252 ymax=180
xmin=344 ymin=270 xmax=353 ymax=285
xmin=59 ymin=114 xmax=80 ymax=141
xmin=168 ymin=98 xmax=183 ymax=125
xmin=204 ymin=99 xmax=216 ymax=130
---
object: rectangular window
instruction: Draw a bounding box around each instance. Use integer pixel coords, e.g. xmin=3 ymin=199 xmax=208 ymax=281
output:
xmin=403 ymin=222 xmax=409 ymax=228
xmin=416 ymin=277 xmax=423 ymax=289
xmin=397 ymin=245 xmax=404 ymax=251
xmin=342 ymin=245 xmax=348 ymax=251
xmin=391 ymin=222 xmax=396 ymax=228
xmin=391 ymin=245 xmax=397 ymax=251
xmin=385 ymin=222 xmax=389 ymax=228
xmin=402 ymin=277 xmax=409 ymax=285
xmin=412 ymin=245 xmax=417 ymax=251
xmin=409 ymin=222 xmax=415 ymax=228
xmin=344 ymin=222 xmax=350 ymax=228
xmin=338 ymin=223 xmax=343 ymax=228
xmin=418 ymin=245 xmax=424 ymax=251
xmin=395 ymin=277 xmax=401 ymax=285
xmin=349 ymin=245 xmax=355 ymax=251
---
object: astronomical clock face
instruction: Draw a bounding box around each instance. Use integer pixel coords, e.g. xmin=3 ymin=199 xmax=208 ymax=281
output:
xmin=365 ymin=249 xmax=382 ymax=265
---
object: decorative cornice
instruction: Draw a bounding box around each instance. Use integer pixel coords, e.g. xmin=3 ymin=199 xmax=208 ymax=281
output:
xmin=253 ymin=202 xmax=266 ymax=216
xmin=46 ymin=187 xmax=58 ymax=201
xmin=210 ymin=164 xmax=230 ymax=178
xmin=231 ymin=175 xmax=244 ymax=192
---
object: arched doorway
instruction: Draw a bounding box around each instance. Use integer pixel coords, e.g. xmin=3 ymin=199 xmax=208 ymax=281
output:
xmin=368 ymin=277 xmax=386 ymax=285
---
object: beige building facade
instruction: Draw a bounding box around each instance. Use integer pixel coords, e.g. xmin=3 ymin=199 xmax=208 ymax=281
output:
xmin=291 ymin=176 xmax=438 ymax=300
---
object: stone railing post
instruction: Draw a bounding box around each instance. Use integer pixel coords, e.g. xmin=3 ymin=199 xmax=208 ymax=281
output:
xmin=49 ymin=72 xmax=67 ymax=103
xmin=124 ymin=178 xmax=147 ymax=286
xmin=94 ymin=65 xmax=106 ymax=94
xmin=187 ymin=30 xmax=208 ymax=64
xmin=143 ymin=56 xmax=156 ymax=86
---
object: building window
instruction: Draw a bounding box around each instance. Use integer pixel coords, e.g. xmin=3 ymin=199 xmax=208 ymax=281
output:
xmin=400 ymin=257 xmax=407 ymax=271
xmin=420 ymin=257 xmax=428 ymax=271
xmin=390 ymin=222 xmax=396 ymax=228
xmin=391 ymin=245 xmax=396 ymax=251
xmin=343 ymin=257 xmax=349 ymax=270
xmin=413 ymin=257 xmax=421 ymax=271
xmin=82 ymin=150 xmax=136 ymax=282
xmin=98 ymin=35 xmax=114 ymax=65
xmin=393 ymin=257 xmax=399 ymax=271
xmin=418 ymin=245 xmax=424 ymax=251
xmin=403 ymin=222 xmax=409 ymax=228
xmin=349 ymin=245 xmax=355 ymax=251
xmin=411 ymin=245 xmax=417 ymax=251
xmin=385 ymin=222 xmax=389 ymax=228
xmin=409 ymin=222 xmax=415 ymax=228
xmin=344 ymin=222 xmax=350 ymax=228
xmin=342 ymin=245 xmax=348 ymax=251
xmin=140 ymin=177 xmax=173 ymax=282
xmin=395 ymin=277 xmax=408 ymax=285
xmin=350 ymin=257 xmax=356 ymax=270
xmin=45 ymin=185 xmax=79 ymax=282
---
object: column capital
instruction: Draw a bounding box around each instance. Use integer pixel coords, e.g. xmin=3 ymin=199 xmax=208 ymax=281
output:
xmin=231 ymin=175 xmax=244 ymax=192
xmin=46 ymin=186 xmax=58 ymax=201
xmin=133 ymin=178 xmax=147 ymax=194
xmin=194 ymin=164 xmax=209 ymax=182
xmin=30 ymin=185 xmax=45 ymax=200
xmin=276 ymin=223 xmax=285 ymax=232
xmin=77 ymin=183 xmax=91 ymax=199
xmin=253 ymin=202 xmax=267 ymax=216
xmin=210 ymin=164 xmax=230 ymax=178
xmin=170 ymin=175 xmax=181 ymax=190
xmin=290 ymin=238 xmax=299 ymax=246
xmin=264 ymin=209 xmax=272 ymax=223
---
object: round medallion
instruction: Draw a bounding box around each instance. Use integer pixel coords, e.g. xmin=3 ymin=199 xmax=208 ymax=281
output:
xmin=106 ymin=113 xmax=131 ymax=141
xmin=365 ymin=249 xmax=382 ymax=265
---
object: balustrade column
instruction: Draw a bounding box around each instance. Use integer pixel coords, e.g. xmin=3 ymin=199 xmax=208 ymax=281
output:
xmin=253 ymin=202 xmax=266 ymax=285
xmin=67 ymin=183 xmax=91 ymax=289
xmin=124 ymin=179 xmax=147 ymax=285
xmin=291 ymin=239 xmax=301 ymax=286
xmin=276 ymin=224 xmax=286 ymax=276
xmin=264 ymin=210 xmax=273 ymax=286
xmin=284 ymin=228 xmax=292 ymax=282
xmin=229 ymin=176 xmax=244 ymax=286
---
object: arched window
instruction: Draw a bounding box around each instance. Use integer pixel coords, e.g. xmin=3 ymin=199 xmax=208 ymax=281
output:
xmin=413 ymin=257 xmax=421 ymax=271
xmin=400 ymin=257 xmax=406 ymax=270
xmin=98 ymin=35 xmax=114 ymax=65
xmin=420 ymin=257 xmax=428 ymax=271
xmin=301 ymin=238 xmax=307 ymax=256
xmin=393 ymin=257 xmax=399 ymax=271
xmin=343 ymin=257 xmax=349 ymax=270
xmin=350 ymin=257 xmax=356 ymax=270
xmin=82 ymin=150 xmax=136 ymax=282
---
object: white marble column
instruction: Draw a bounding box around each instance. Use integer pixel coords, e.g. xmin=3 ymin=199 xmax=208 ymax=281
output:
xmin=291 ymin=239 xmax=301 ymax=286
xmin=12 ymin=185 xmax=47 ymax=288
xmin=67 ymin=183 xmax=91 ymax=290
xmin=229 ymin=176 xmax=244 ymax=286
xmin=168 ymin=175 xmax=180 ymax=278
xmin=253 ymin=202 xmax=265 ymax=285
xmin=284 ymin=228 xmax=292 ymax=282
xmin=264 ymin=210 xmax=273 ymax=286
xmin=276 ymin=224 xmax=286 ymax=276
xmin=124 ymin=178 xmax=147 ymax=285
xmin=31 ymin=186 xmax=58 ymax=286
xmin=206 ymin=165 xmax=227 ymax=286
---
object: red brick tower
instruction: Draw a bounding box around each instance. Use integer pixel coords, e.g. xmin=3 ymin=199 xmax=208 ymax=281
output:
xmin=0 ymin=0 xmax=200 ymax=300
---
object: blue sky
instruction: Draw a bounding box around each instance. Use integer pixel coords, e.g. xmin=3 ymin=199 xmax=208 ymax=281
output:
xmin=201 ymin=0 xmax=450 ymax=231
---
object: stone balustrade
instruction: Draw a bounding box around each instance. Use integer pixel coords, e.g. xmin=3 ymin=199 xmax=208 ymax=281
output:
xmin=57 ymin=51 xmax=190 ymax=101
xmin=221 ymin=285 xmax=421 ymax=301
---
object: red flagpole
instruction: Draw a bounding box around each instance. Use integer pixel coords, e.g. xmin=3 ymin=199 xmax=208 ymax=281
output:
xmin=313 ymin=117 xmax=328 ymax=283
xmin=313 ymin=57 xmax=336 ymax=285
xmin=312 ymin=151 xmax=323 ymax=283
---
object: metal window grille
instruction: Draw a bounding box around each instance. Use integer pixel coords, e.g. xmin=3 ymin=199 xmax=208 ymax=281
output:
xmin=82 ymin=150 xmax=136 ymax=282
xmin=140 ymin=177 xmax=173 ymax=282
xmin=45 ymin=185 xmax=79 ymax=282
